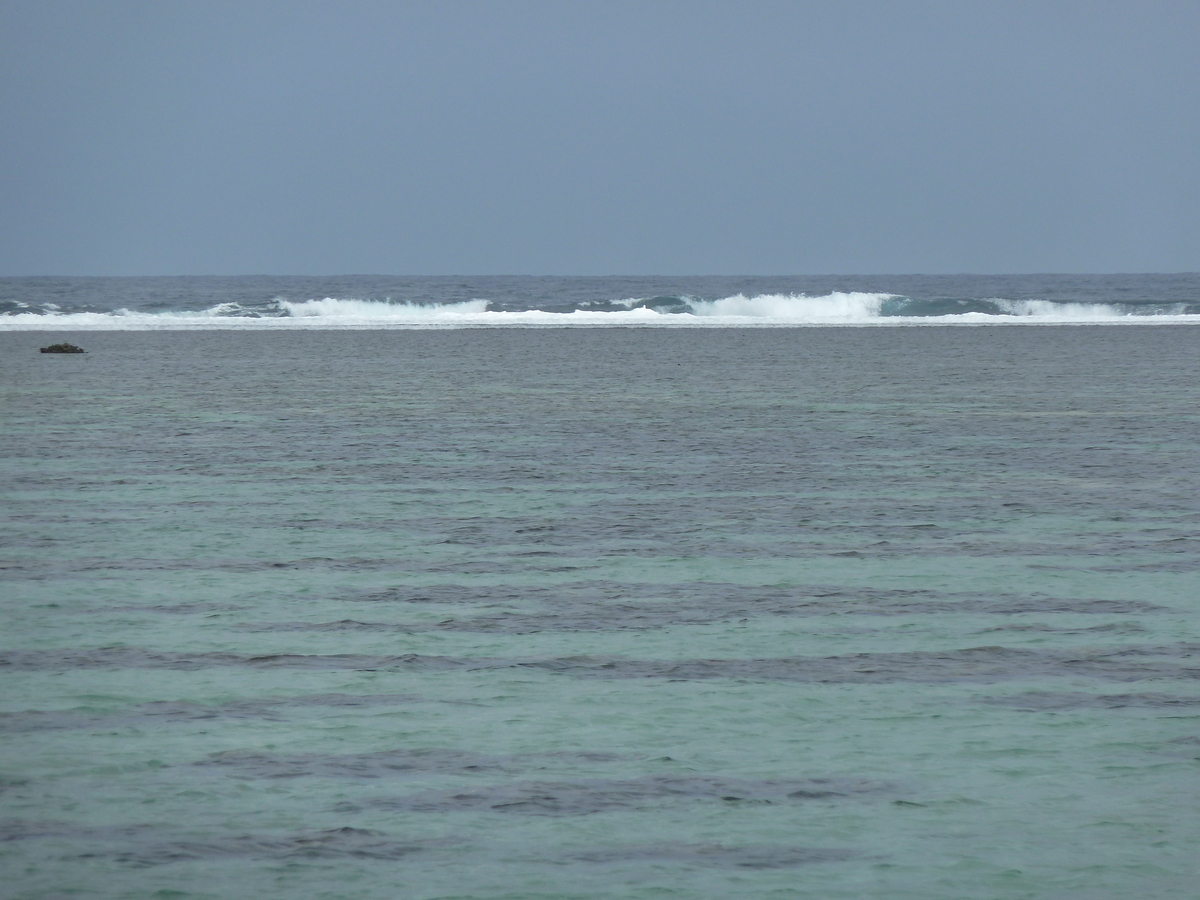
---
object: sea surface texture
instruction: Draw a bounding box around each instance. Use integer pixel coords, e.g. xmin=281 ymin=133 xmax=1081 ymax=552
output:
xmin=2 ymin=276 xmax=1199 ymax=899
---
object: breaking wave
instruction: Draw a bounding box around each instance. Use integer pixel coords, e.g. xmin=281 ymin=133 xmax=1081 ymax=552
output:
xmin=278 ymin=298 xmax=491 ymax=319
xmin=3 ymin=292 xmax=1199 ymax=330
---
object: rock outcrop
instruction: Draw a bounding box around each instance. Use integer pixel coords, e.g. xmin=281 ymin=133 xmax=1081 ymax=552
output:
xmin=40 ymin=343 xmax=86 ymax=353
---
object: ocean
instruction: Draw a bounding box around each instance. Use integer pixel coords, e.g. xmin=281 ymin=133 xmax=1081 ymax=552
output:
xmin=2 ymin=273 xmax=1200 ymax=327
xmin=2 ymin=275 xmax=1199 ymax=899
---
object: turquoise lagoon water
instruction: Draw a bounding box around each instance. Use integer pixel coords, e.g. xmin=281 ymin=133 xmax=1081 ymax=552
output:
xmin=2 ymin=324 xmax=1199 ymax=899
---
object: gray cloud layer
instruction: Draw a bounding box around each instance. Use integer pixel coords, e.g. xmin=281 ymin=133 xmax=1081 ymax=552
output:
xmin=2 ymin=0 xmax=1197 ymax=275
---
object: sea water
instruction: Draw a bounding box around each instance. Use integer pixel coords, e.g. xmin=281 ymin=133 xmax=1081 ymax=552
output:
xmin=2 ymin=276 xmax=1199 ymax=899
xmin=2 ymin=273 xmax=1200 ymax=327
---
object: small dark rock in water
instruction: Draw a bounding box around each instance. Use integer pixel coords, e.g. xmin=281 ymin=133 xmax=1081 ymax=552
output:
xmin=39 ymin=343 xmax=85 ymax=353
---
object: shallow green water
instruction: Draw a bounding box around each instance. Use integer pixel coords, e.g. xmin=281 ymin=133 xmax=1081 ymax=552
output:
xmin=2 ymin=327 xmax=1199 ymax=899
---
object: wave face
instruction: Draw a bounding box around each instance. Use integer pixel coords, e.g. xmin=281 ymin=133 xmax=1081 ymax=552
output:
xmin=2 ymin=274 xmax=1199 ymax=329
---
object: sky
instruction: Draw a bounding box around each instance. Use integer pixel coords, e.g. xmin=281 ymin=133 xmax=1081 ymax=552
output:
xmin=1 ymin=0 xmax=1198 ymax=276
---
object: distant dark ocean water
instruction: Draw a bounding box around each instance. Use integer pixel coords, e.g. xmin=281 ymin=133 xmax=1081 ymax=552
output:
xmin=2 ymin=273 xmax=1199 ymax=327
xmin=2 ymin=285 xmax=1199 ymax=898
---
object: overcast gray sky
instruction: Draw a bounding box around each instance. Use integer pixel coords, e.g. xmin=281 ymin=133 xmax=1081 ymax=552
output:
xmin=1 ymin=0 xmax=1197 ymax=275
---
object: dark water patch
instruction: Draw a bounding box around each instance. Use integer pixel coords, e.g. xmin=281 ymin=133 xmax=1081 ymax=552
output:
xmin=0 ymin=702 xmax=283 ymax=733
xmin=307 ymin=496 xmax=1200 ymax=561
xmin=571 ymin=842 xmax=857 ymax=868
xmin=196 ymin=747 xmax=512 ymax=779
xmin=195 ymin=747 xmax=624 ymax=779
xmin=289 ymin=692 xmax=437 ymax=707
xmin=348 ymin=775 xmax=888 ymax=816
xmin=334 ymin=582 xmax=1166 ymax=633
xmin=0 ymin=821 xmax=448 ymax=864
xmin=311 ymin=501 xmax=1200 ymax=564
xmin=973 ymin=621 xmax=1148 ymax=636
xmin=105 ymin=602 xmax=248 ymax=614
xmin=232 ymin=619 xmax=418 ymax=633
xmin=14 ymin=556 xmax=416 ymax=578
xmin=5 ymin=644 xmax=1197 ymax=683
xmin=0 ymin=820 xmax=71 ymax=841
xmin=965 ymin=599 xmax=1165 ymax=615
xmin=1156 ymin=736 xmax=1200 ymax=760
xmin=0 ymin=693 xmax=431 ymax=734
xmin=979 ymin=692 xmax=1200 ymax=710
xmin=1090 ymin=560 xmax=1200 ymax=573
xmin=323 ymin=596 xmax=1163 ymax=634
xmin=0 ymin=647 xmax=466 ymax=672
xmin=517 ymin=645 xmax=1200 ymax=684
xmin=1164 ymin=736 xmax=1200 ymax=748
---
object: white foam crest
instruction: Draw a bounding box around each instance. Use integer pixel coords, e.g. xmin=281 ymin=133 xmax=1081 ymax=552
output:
xmin=994 ymin=299 xmax=1125 ymax=317
xmin=279 ymin=298 xmax=490 ymax=318
xmin=690 ymin=292 xmax=890 ymax=319
xmin=579 ymin=297 xmax=644 ymax=309
xmin=3 ymin=292 xmax=1199 ymax=330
